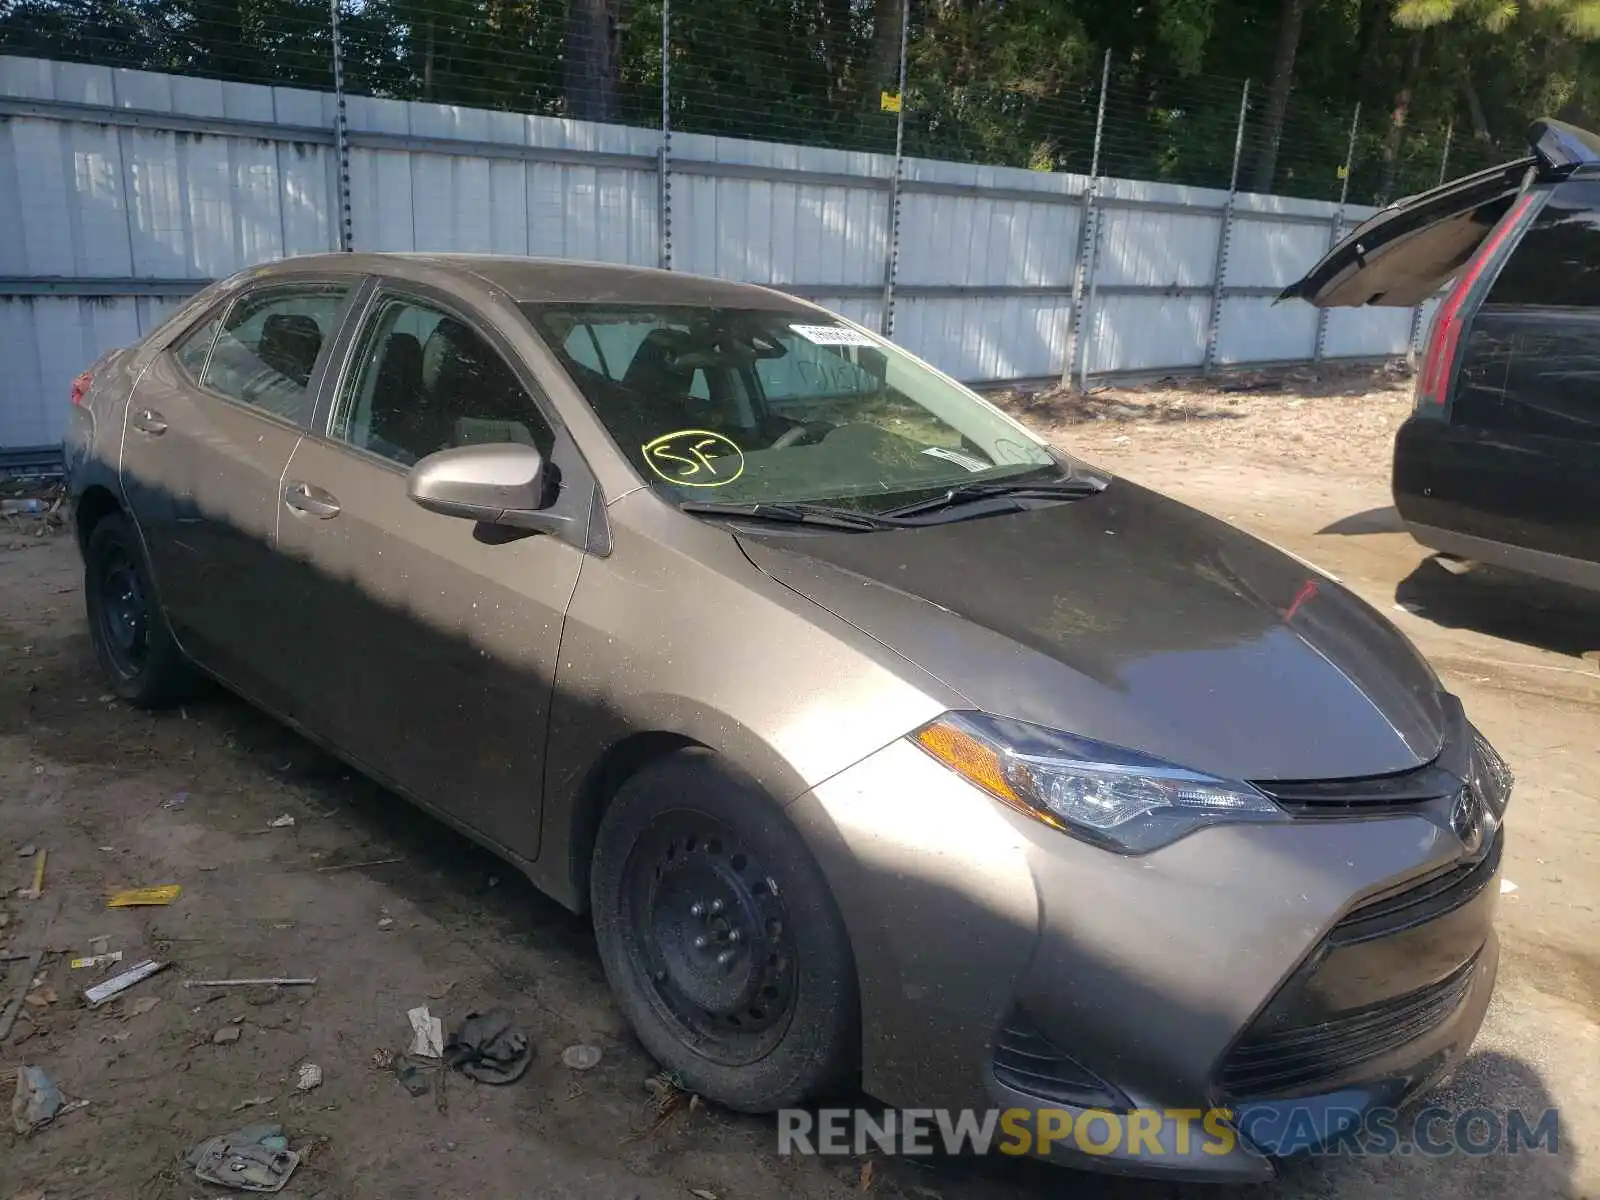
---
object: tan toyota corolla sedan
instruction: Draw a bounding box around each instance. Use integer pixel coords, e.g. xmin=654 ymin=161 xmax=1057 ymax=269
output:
xmin=63 ymin=254 xmax=1511 ymax=1180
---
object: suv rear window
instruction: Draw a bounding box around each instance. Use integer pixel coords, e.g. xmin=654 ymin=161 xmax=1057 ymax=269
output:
xmin=1485 ymin=181 xmax=1600 ymax=306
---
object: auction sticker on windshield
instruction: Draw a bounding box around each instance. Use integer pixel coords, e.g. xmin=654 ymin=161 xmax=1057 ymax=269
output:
xmin=790 ymin=324 xmax=877 ymax=347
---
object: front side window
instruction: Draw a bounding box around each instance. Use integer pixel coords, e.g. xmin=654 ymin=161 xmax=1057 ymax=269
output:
xmin=172 ymin=311 xmax=223 ymax=383
xmin=524 ymin=304 xmax=1055 ymax=510
xmin=331 ymin=295 xmax=555 ymax=467
xmin=200 ymin=283 xmax=350 ymax=421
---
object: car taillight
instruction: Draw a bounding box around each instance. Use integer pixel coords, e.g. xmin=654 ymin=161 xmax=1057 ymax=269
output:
xmin=69 ymin=370 xmax=94 ymax=407
xmin=1416 ymin=192 xmax=1539 ymax=410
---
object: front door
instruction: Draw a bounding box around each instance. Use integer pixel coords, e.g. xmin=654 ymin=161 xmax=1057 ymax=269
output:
xmin=274 ymin=289 xmax=588 ymax=860
xmin=118 ymin=279 xmax=358 ymax=705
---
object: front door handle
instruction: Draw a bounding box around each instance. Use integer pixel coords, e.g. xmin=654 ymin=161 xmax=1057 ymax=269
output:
xmin=130 ymin=408 xmax=167 ymax=436
xmin=283 ymin=480 xmax=341 ymax=519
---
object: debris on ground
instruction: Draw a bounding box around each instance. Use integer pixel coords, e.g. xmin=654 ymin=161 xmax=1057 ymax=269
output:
xmin=394 ymin=1057 xmax=433 ymax=1096
xmin=444 ymin=1009 xmax=532 ymax=1084
xmin=267 ymin=814 xmax=295 ymax=828
xmin=184 ymin=977 xmax=317 ymax=989
xmin=11 ymin=1065 xmax=62 ymax=1134
xmin=23 ymin=986 xmax=56 ymax=1008
xmin=295 ymin=1062 xmax=322 ymax=1091
xmin=377 ymin=917 xmax=395 ymax=930
xmin=232 ymin=1095 xmax=275 ymax=1112
xmin=122 ymin=995 xmax=160 ymax=1019
xmin=214 ymin=1024 xmax=243 ymax=1045
xmin=561 ymin=1043 xmax=602 ymax=1072
xmin=4 ymin=950 xmax=47 ymax=1040
xmin=106 ymin=884 xmax=181 ymax=908
xmin=186 ymin=1122 xmax=301 ymax=1193
xmin=15 ymin=843 xmax=35 ymax=858
xmin=165 ymin=790 xmax=188 ymax=810
xmin=84 ymin=959 xmax=169 ymax=1007
xmin=407 ymin=1005 xmax=443 ymax=1058
xmin=313 ymin=856 xmax=403 ymax=873
xmin=70 ymin=951 xmax=123 ymax=970
xmin=1502 ymin=879 xmax=1520 ymax=895
xmin=23 ymin=849 xmax=45 ymax=898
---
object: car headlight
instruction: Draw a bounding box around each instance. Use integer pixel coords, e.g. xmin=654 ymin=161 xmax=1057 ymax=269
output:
xmin=912 ymin=711 xmax=1284 ymax=853
xmin=1468 ymin=724 xmax=1513 ymax=821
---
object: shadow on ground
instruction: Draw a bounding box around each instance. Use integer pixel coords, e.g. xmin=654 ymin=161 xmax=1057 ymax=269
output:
xmin=1319 ymin=507 xmax=1405 ymax=536
xmin=1396 ymin=556 xmax=1600 ymax=658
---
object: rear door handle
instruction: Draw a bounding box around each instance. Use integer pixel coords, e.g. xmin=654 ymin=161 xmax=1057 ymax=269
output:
xmin=130 ymin=408 xmax=167 ymax=436
xmin=283 ymin=480 xmax=341 ymax=519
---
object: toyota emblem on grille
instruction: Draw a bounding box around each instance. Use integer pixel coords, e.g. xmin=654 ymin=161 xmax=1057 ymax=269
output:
xmin=1451 ymin=786 xmax=1484 ymax=854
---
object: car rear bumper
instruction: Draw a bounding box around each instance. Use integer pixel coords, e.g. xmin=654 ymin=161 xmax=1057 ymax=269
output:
xmin=789 ymin=721 xmax=1501 ymax=1181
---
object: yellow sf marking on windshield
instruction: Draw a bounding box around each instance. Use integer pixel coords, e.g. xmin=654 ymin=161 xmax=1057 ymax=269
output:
xmin=642 ymin=429 xmax=746 ymax=487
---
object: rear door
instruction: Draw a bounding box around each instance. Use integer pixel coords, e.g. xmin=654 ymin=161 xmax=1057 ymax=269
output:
xmin=1440 ymin=178 xmax=1600 ymax=562
xmin=273 ymin=285 xmax=593 ymax=860
xmin=119 ymin=277 xmax=361 ymax=701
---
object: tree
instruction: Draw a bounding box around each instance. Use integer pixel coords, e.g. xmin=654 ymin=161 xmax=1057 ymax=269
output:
xmin=565 ymin=0 xmax=622 ymax=121
xmin=1250 ymin=0 xmax=1306 ymax=194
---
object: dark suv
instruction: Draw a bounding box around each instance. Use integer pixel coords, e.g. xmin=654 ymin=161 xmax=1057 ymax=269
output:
xmin=1286 ymin=118 xmax=1600 ymax=591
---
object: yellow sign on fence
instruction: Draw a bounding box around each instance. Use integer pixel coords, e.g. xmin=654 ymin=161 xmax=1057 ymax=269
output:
xmin=880 ymin=91 xmax=902 ymax=113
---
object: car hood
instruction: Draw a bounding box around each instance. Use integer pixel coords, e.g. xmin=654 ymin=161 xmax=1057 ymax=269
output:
xmin=736 ymin=480 xmax=1448 ymax=781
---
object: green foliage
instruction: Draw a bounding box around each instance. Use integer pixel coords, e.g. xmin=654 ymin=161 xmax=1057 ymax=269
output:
xmin=3 ymin=0 xmax=1599 ymax=203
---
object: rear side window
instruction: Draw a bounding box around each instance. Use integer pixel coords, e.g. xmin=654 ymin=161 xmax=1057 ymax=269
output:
xmin=1485 ymin=182 xmax=1600 ymax=307
xmin=200 ymin=283 xmax=351 ymax=421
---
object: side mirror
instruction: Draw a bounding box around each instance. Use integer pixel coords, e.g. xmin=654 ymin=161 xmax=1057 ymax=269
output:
xmin=407 ymin=443 xmax=570 ymax=534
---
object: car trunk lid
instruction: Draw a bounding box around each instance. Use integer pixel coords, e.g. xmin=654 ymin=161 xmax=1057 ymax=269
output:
xmin=1280 ymin=118 xmax=1600 ymax=309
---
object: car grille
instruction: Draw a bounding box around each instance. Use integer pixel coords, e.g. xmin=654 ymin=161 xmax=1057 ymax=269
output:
xmin=1251 ymin=759 xmax=1460 ymax=814
xmin=1253 ymin=724 xmax=1512 ymax=819
xmin=1333 ymin=830 xmax=1502 ymax=944
xmin=1218 ymin=956 xmax=1479 ymax=1098
xmin=992 ymin=1009 xmax=1124 ymax=1109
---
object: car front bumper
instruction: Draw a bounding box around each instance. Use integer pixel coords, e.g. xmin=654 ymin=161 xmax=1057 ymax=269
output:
xmin=787 ymin=729 xmax=1501 ymax=1181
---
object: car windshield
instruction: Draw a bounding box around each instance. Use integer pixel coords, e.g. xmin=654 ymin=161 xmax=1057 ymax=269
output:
xmin=520 ymin=303 xmax=1060 ymax=512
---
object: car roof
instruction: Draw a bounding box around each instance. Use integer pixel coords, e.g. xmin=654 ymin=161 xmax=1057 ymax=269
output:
xmin=247 ymin=252 xmax=820 ymax=312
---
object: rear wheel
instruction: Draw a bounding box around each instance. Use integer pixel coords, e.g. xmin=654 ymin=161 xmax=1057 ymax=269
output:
xmin=591 ymin=748 xmax=859 ymax=1111
xmin=84 ymin=513 xmax=195 ymax=708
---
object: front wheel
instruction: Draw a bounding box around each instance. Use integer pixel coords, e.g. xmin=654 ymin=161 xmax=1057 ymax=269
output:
xmin=591 ymin=749 xmax=859 ymax=1111
xmin=84 ymin=512 xmax=195 ymax=708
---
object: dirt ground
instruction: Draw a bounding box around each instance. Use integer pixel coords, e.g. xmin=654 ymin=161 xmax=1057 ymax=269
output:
xmin=2 ymin=363 xmax=1598 ymax=1199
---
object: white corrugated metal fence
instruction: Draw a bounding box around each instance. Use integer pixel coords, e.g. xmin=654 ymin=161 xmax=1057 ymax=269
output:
xmin=1 ymin=54 xmax=1415 ymax=453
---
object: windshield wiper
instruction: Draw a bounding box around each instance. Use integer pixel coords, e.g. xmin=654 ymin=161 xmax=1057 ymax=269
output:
xmin=880 ymin=477 xmax=1107 ymax=520
xmin=678 ymin=500 xmax=897 ymax=531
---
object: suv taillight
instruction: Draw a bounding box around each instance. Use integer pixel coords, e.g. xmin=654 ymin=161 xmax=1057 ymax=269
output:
xmin=1416 ymin=191 xmax=1540 ymax=411
xmin=69 ymin=370 xmax=93 ymax=407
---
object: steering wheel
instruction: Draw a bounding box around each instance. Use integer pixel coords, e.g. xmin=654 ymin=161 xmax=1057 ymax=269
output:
xmin=771 ymin=420 xmax=834 ymax=449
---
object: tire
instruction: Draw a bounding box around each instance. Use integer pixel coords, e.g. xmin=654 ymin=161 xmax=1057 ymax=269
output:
xmin=591 ymin=748 xmax=859 ymax=1112
xmin=83 ymin=512 xmax=196 ymax=708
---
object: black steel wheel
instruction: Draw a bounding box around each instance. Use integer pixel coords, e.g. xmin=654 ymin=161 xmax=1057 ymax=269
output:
xmin=626 ymin=812 xmax=799 ymax=1064
xmin=84 ymin=513 xmax=195 ymax=707
xmin=592 ymin=749 xmax=859 ymax=1111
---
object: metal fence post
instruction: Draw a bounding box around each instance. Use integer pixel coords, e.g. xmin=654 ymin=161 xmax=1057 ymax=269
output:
xmin=1315 ymin=101 xmax=1360 ymax=362
xmin=878 ymin=0 xmax=910 ymax=337
xmin=1063 ymin=48 xmax=1110 ymax=391
xmin=329 ymin=0 xmax=353 ymax=252
xmin=1203 ymin=79 xmax=1250 ymax=373
xmin=658 ymin=0 xmax=673 ymax=270
xmin=1406 ymin=120 xmax=1452 ymax=361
